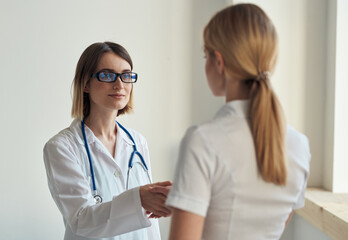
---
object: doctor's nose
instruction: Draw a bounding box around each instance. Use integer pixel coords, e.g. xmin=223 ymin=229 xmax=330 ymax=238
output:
xmin=112 ymin=77 xmax=124 ymax=89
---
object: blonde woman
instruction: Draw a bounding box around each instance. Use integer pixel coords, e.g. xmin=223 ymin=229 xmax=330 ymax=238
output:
xmin=43 ymin=42 xmax=171 ymax=240
xmin=165 ymin=4 xmax=310 ymax=240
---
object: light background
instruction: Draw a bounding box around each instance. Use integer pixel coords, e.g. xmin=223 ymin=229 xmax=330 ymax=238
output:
xmin=0 ymin=0 xmax=329 ymax=239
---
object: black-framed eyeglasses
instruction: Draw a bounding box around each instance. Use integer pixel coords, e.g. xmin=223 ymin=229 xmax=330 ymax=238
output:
xmin=91 ymin=71 xmax=138 ymax=83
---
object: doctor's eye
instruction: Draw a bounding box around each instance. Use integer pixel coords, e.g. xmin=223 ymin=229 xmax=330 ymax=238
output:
xmin=98 ymin=72 xmax=116 ymax=82
xmin=122 ymin=73 xmax=131 ymax=80
xmin=120 ymin=72 xmax=137 ymax=83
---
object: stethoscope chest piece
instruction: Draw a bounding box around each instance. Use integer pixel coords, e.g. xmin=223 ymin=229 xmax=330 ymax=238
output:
xmin=94 ymin=194 xmax=103 ymax=204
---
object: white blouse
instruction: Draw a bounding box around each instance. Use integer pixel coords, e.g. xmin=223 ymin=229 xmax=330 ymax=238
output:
xmin=166 ymin=100 xmax=310 ymax=240
xmin=43 ymin=119 xmax=160 ymax=240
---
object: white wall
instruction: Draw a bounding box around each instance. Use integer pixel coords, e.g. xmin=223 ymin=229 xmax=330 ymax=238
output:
xmin=0 ymin=0 xmax=224 ymax=239
xmin=0 ymin=0 xmax=328 ymax=239
xmin=326 ymin=0 xmax=348 ymax=193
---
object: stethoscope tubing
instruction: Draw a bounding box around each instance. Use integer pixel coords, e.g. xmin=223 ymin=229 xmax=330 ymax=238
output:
xmin=81 ymin=120 xmax=150 ymax=204
xmin=116 ymin=122 xmax=149 ymax=170
xmin=126 ymin=165 xmax=152 ymax=190
xmin=81 ymin=119 xmax=97 ymax=193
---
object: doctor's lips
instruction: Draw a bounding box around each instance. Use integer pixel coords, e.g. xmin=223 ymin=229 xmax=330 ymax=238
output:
xmin=108 ymin=93 xmax=125 ymax=99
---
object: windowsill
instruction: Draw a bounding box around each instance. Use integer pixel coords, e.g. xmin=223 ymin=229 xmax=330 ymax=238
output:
xmin=295 ymin=187 xmax=348 ymax=240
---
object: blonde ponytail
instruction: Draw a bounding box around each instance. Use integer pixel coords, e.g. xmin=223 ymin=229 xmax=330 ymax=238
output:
xmin=204 ymin=4 xmax=287 ymax=185
xmin=249 ymin=74 xmax=286 ymax=185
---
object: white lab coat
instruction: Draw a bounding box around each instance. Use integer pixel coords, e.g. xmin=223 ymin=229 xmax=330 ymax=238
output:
xmin=43 ymin=119 xmax=161 ymax=240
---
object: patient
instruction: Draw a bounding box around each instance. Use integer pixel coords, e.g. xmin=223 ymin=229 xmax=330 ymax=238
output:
xmin=164 ymin=3 xmax=311 ymax=240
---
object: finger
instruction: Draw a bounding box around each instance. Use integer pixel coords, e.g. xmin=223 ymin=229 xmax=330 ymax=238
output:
xmin=148 ymin=204 xmax=172 ymax=217
xmin=152 ymin=209 xmax=170 ymax=217
xmin=149 ymin=213 xmax=161 ymax=219
xmin=149 ymin=204 xmax=171 ymax=217
xmin=156 ymin=193 xmax=168 ymax=202
xmin=157 ymin=205 xmax=172 ymax=216
xmin=149 ymin=186 xmax=170 ymax=196
xmin=150 ymin=191 xmax=168 ymax=201
xmin=153 ymin=181 xmax=172 ymax=186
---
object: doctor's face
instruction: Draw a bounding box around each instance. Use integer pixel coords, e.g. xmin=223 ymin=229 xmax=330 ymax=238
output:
xmin=85 ymin=52 xmax=133 ymax=115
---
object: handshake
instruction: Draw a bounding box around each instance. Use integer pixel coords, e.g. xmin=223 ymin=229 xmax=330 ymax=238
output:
xmin=139 ymin=181 xmax=173 ymax=219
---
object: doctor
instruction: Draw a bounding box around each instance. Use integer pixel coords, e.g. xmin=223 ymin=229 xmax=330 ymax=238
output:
xmin=43 ymin=41 xmax=171 ymax=240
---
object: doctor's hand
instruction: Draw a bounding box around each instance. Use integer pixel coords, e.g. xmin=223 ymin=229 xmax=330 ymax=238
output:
xmin=148 ymin=181 xmax=172 ymax=196
xmin=146 ymin=181 xmax=172 ymax=218
xmin=140 ymin=181 xmax=172 ymax=219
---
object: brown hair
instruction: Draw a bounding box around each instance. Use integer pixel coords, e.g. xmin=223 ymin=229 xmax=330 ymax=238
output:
xmin=204 ymin=4 xmax=287 ymax=185
xmin=71 ymin=42 xmax=134 ymax=120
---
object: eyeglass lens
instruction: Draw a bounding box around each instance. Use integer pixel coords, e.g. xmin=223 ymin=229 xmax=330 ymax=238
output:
xmin=98 ymin=71 xmax=136 ymax=83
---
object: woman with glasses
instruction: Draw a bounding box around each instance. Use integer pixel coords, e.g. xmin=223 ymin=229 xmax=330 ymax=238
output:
xmin=165 ymin=4 xmax=310 ymax=240
xmin=43 ymin=42 xmax=171 ymax=240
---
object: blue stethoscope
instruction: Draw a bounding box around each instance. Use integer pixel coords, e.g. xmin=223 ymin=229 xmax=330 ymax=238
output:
xmin=81 ymin=120 xmax=151 ymax=204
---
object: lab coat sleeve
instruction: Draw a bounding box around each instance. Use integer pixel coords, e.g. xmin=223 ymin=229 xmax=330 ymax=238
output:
xmin=43 ymin=138 xmax=151 ymax=238
xmin=166 ymin=126 xmax=214 ymax=217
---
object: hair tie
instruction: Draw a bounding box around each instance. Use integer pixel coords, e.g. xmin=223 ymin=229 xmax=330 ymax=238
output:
xmin=256 ymin=71 xmax=271 ymax=81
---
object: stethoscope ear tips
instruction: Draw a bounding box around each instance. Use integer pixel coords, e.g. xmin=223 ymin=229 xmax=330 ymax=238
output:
xmin=94 ymin=194 xmax=103 ymax=204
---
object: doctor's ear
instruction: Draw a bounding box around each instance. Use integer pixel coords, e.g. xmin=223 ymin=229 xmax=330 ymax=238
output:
xmin=214 ymin=50 xmax=225 ymax=75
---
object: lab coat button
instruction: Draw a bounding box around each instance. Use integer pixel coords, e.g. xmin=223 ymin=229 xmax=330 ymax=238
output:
xmin=114 ymin=171 xmax=120 ymax=177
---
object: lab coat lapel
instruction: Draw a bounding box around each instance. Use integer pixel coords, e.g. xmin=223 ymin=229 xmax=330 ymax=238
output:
xmin=114 ymin=123 xmax=135 ymax=186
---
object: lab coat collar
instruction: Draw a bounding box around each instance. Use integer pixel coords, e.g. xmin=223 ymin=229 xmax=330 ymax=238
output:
xmin=70 ymin=119 xmax=91 ymax=145
xmin=215 ymin=99 xmax=250 ymax=119
xmin=70 ymin=119 xmax=134 ymax=146
xmin=116 ymin=122 xmax=135 ymax=146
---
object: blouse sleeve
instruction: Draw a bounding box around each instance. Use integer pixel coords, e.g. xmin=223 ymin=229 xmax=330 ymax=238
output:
xmin=43 ymin=138 xmax=150 ymax=238
xmin=166 ymin=126 xmax=214 ymax=217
